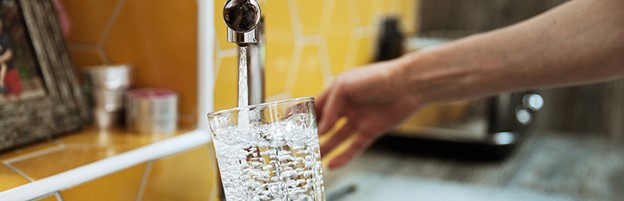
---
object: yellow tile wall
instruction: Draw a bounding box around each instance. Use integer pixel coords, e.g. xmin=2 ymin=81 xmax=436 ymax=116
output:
xmin=65 ymin=0 xmax=419 ymax=124
xmin=49 ymin=1 xmax=419 ymax=200
xmin=213 ymin=0 xmax=419 ymax=110
xmin=64 ymin=0 xmax=198 ymax=127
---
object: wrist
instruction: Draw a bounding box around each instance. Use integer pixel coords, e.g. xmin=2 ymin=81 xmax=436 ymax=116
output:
xmin=387 ymin=52 xmax=426 ymax=108
xmin=391 ymin=46 xmax=469 ymax=105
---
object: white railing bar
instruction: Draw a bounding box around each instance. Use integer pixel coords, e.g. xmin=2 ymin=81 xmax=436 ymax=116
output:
xmin=0 ymin=129 xmax=212 ymax=201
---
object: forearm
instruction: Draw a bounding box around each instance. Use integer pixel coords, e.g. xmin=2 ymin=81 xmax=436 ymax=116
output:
xmin=395 ymin=0 xmax=624 ymax=104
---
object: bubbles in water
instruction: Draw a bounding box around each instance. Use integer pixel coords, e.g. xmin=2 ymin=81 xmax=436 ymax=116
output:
xmin=213 ymin=114 xmax=324 ymax=201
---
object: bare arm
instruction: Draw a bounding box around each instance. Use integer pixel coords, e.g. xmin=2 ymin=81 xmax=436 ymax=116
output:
xmin=318 ymin=0 xmax=624 ymax=169
xmin=395 ymin=0 xmax=624 ymax=104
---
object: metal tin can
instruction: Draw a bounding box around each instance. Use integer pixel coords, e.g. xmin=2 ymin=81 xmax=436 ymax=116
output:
xmin=82 ymin=65 xmax=132 ymax=129
xmin=83 ymin=65 xmax=132 ymax=91
xmin=126 ymin=89 xmax=178 ymax=134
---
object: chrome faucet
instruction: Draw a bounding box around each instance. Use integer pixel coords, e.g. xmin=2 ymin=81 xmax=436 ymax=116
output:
xmin=223 ymin=0 xmax=265 ymax=105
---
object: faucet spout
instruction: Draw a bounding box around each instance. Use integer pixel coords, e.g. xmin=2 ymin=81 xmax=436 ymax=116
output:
xmin=223 ymin=0 xmax=265 ymax=105
xmin=223 ymin=0 xmax=261 ymax=45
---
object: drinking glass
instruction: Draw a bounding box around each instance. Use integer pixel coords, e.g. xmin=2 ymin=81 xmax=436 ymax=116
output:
xmin=208 ymin=97 xmax=325 ymax=201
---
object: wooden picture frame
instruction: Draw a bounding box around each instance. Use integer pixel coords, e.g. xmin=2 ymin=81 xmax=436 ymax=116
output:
xmin=0 ymin=0 xmax=88 ymax=151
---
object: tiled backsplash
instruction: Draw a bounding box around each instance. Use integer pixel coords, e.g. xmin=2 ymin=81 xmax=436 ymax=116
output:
xmin=64 ymin=0 xmax=198 ymax=127
xmin=213 ymin=0 xmax=419 ymax=110
xmin=2 ymin=1 xmax=420 ymax=200
xmin=63 ymin=0 xmax=418 ymax=126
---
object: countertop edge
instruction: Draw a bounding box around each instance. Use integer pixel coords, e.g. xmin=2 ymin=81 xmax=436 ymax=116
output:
xmin=0 ymin=129 xmax=213 ymax=201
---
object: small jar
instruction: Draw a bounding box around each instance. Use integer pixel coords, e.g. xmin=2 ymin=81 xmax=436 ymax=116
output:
xmin=126 ymin=89 xmax=178 ymax=134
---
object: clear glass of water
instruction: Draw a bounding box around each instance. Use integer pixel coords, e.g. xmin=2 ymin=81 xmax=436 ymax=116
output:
xmin=208 ymin=97 xmax=325 ymax=201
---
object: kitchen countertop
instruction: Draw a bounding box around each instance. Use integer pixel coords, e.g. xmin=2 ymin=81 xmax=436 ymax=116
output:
xmin=0 ymin=127 xmax=219 ymax=201
xmin=5 ymin=124 xmax=618 ymax=200
xmin=324 ymin=129 xmax=624 ymax=201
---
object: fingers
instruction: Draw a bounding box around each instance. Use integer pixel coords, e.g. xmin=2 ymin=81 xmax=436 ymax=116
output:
xmin=318 ymin=85 xmax=344 ymax=134
xmin=328 ymin=134 xmax=374 ymax=169
xmin=320 ymin=123 xmax=354 ymax=156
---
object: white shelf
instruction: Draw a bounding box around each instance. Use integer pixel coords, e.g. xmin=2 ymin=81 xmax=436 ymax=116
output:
xmin=0 ymin=129 xmax=212 ymax=201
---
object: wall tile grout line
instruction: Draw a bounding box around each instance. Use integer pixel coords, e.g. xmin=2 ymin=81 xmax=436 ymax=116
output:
xmin=97 ymin=46 xmax=112 ymax=65
xmin=134 ymin=160 xmax=153 ymax=201
xmin=284 ymin=43 xmax=303 ymax=93
xmin=55 ymin=191 xmax=64 ymax=201
xmin=287 ymin=0 xmax=303 ymax=41
xmin=347 ymin=0 xmax=360 ymax=26
xmin=353 ymin=26 xmax=373 ymax=38
xmin=301 ymin=35 xmax=323 ymax=45
xmin=95 ymin=0 xmax=126 ymax=65
xmin=97 ymin=0 xmax=126 ymax=46
xmin=3 ymin=144 xmax=66 ymax=165
xmin=343 ymin=33 xmax=358 ymax=70
xmin=316 ymin=37 xmax=334 ymax=87
xmin=0 ymin=143 xmax=66 ymax=185
xmin=318 ymin=0 xmax=336 ymax=35
xmin=5 ymin=163 xmax=35 ymax=182
xmin=284 ymin=0 xmax=306 ymax=93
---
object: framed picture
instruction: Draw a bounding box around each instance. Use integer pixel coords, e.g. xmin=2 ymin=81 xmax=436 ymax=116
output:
xmin=0 ymin=0 xmax=88 ymax=151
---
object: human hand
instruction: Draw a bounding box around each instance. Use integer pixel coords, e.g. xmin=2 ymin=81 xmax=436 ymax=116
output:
xmin=315 ymin=58 xmax=422 ymax=169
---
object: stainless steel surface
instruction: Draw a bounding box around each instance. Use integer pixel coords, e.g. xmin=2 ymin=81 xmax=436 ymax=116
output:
xmin=93 ymin=89 xmax=125 ymax=111
xmin=82 ymin=65 xmax=132 ymax=91
xmin=82 ymin=65 xmax=132 ymax=129
xmin=126 ymin=89 xmax=178 ymax=134
xmin=227 ymin=28 xmax=258 ymax=44
xmin=246 ymin=17 xmax=265 ymax=105
xmin=223 ymin=0 xmax=261 ymax=44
